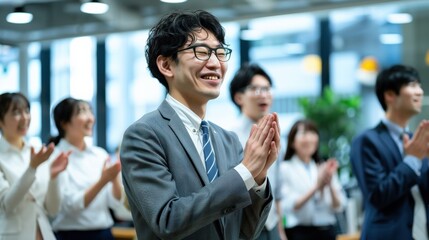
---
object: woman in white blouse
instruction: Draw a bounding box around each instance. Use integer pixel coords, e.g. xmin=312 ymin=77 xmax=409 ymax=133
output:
xmin=0 ymin=92 xmax=69 ymax=240
xmin=280 ymin=119 xmax=347 ymax=240
xmin=49 ymin=97 xmax=122 ymax=240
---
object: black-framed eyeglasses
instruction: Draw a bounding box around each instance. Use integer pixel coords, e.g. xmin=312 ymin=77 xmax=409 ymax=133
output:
xmin=176 ymin=45 xmax=232 ymax=62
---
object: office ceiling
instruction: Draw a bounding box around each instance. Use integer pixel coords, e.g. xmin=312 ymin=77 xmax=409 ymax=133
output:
xmin=0 ymin=0 xmax=427 ymax=45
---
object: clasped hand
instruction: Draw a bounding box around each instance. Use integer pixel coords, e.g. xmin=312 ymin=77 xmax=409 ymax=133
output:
xmin=403 ymin=120 xmax=429 ymax=160
xmin=242 ymin=113 xmax=281 ymax=185
xmin=317 ymin=158 xmax=338 ymax=189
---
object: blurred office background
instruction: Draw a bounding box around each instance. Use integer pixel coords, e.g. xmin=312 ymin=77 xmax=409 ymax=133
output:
xmin=1 ymin=0 xmax=429 ymax=233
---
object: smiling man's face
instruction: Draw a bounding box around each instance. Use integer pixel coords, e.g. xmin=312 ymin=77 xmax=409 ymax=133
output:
xmin=167 ymin=28 xmax=228 ymax=110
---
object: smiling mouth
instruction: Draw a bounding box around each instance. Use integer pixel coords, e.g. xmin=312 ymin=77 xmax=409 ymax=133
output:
xmin=17 ymin=126 xmax=28 ymax=131
xmin=202 ymin=75 xmax=220 ymax=80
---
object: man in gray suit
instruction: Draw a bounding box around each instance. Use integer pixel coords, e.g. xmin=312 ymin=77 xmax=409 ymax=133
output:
xmin=120 ymin=10 xmax=281 ymax=240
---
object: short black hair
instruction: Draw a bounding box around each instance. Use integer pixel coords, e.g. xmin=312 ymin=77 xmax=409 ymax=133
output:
xmin=229 ymin=62 xmax=272 ymax=111
xmin=375 ymin=64 xmax=420 ymax=111
xmin=146 ymin=10 xmax=227 ymax=91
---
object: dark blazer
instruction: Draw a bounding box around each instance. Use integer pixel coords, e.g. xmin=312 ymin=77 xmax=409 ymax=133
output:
xmin=351 ymin=121 xmax=429 ymax=240
xmin=120 ymin=100 xmax=272 ymax=240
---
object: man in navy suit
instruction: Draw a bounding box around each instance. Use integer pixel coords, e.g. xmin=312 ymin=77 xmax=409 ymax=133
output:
xmin=120 ymin=10 xmax=280 ymax=240
xmin=351 ymin=64 xmax=429 ymax=240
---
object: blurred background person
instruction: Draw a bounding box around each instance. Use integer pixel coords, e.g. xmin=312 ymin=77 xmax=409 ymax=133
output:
xmin=48 ymin=97 xmax=122 ymax=240
xmin=280 ymin=119 xmax=347 ymax=240
xmin=351 ymin=64 xmax=429 ymax=240
xmin=229 ymin=62 xmax=287 ymax=240
xmin=0 ymin=92 xmax=69 ymax=240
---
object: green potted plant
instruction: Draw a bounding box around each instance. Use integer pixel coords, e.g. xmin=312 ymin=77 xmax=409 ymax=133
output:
xmin=298 ymin=87 xmax=361 ymax=179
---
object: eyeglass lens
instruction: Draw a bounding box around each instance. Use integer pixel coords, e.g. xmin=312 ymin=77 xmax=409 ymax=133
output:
xmin=194 ymin=46 xmax=230 ymax=62
xmin=246 ymin=85 xmax=271 ymax=96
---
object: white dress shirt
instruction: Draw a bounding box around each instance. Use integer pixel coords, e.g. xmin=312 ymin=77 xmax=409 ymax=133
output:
xmin=52 ymin=139 xmax=122 ymax=231
xmin=280 ymin=155 xmax=347 ymax=228
xmin=0 ymin=137 xmax=59 ymax=240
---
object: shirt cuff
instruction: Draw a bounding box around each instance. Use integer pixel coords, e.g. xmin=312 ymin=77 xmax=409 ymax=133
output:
xmin=404 ymin=155 xmax=422 ymax=176
xmin=234 ymin=163 xmax=268 ymax=198
xmin=253 ymin=177 xmax=268 ymax=198
xmin=234 ymin=163 xmax=256 ymax=190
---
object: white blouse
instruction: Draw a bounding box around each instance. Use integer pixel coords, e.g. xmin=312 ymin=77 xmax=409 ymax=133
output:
xmin=0 ymin=137 xmax=59 ymax=240
xmin=279 ymin=155 xmax=347 ymax=228
xmin=52 ymin=139 xmax=122 ymax=231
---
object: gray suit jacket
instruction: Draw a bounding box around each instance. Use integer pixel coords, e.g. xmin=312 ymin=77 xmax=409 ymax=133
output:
xmin=120 ymin=100 xmax=272 ymax=240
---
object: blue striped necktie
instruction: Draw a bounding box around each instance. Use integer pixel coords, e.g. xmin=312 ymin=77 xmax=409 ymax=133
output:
xmin=201 ymin=120 xmax=218 ymax=182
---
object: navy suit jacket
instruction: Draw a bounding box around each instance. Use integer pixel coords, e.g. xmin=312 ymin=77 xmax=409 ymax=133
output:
xmin=351 ymin=122 xmax=429 ymax=240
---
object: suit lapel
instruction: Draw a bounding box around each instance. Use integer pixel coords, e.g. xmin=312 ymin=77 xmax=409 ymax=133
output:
xmin=158 ymin=102 xmax=226 ymax=238
xmin=376 ymin=122 xmax=402 ymax=165
xmin=158 ymin=101 xmax=209 ymax=185
xmin=206 ymin=122 xmax=227 ymax=237
xmin=209 ymin=124 xmax=227 ymax=176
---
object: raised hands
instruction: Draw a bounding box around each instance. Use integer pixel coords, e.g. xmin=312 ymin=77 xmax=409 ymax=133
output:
xmin=50 ymin=150 xmax=71 ymax=179
xmin=30 ymin=143 xmax=55 ymax=169
xmin=242 ymin=113 xmax=280 ymax=184
xmin=30 ymin=143 xmax=71 ymax=179
xmin=83 ymin=157 xmax=122 ymax=207
xmin=100 ymin=157 xmax=121 ymax=184
xmin=317 ymin=158 xmax=338 ymax=189
xmin=403 ymin=119 xmax=429 ymax=159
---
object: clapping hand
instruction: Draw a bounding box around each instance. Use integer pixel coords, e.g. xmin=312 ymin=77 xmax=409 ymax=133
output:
xmin=403 ymin=120 xmax=429 ymax=159
xmin=30 ymin=143 xmax=55 ymax=169
xmin=317 ymin=158 xmax=338 ymax=189
xmin=100 ymin=157 xmax=121 ymax=184
xmin=50 ymin=150 xmax=71 ymax=179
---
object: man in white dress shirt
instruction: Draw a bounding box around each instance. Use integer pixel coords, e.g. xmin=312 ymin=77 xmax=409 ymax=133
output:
xmin=229 ymin=63 xmax=287 ymax=240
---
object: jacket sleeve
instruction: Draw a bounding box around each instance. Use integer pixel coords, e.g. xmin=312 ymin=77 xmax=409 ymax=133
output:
xmin=240 ymin=179 xmax=273 ymax=239
xmin=352 ymin=134 xmax=418 ymax=210
xmin=44 ymin=177 xmax=61 ymax=216
xmin=0 ymin=167 xmax=36 ymax=214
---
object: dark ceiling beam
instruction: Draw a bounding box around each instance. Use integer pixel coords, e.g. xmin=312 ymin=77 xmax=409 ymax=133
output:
xmin=0 ymin=0 xmax=427 ymax=44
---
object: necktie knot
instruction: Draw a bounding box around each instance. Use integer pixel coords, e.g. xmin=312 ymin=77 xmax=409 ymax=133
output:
xmin=201 ymin=120 xmax=209 ymax=134
xmin=399 ymin=131 xmax=412 ymax=141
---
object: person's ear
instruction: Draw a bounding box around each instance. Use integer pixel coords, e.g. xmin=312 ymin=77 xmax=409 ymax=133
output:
xmin=234 ymin=92 xmax=244 ymax=107
xmin=60 ymin=121 xmax=68 ymax=132
xmin=384 ymin=90 xmax=396 ymax=105
xmin=157 ymin=55 xmax=174 ymax=78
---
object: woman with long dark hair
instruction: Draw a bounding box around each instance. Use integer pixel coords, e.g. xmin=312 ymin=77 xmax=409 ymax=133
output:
xmin=49 ymin=97 xmax=122 ymax=240
xmin=280 ymin=119 xmax=347 ymax=240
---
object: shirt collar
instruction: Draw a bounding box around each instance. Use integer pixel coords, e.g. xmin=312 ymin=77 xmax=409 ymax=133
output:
xmin=166 ymin=94 xmax=203 ymax=132
xmin=238 ymin=114 xmax=255 ymax=127
xmin=291 ymin=154 xmax=315 ymax=166
xmin=382 ymin=118 xmax=408 ymax=139
xmin=58 ymin=138 xmax=91 ymax=153
xmin=0 ymin=136 xmax=30 ymax=152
